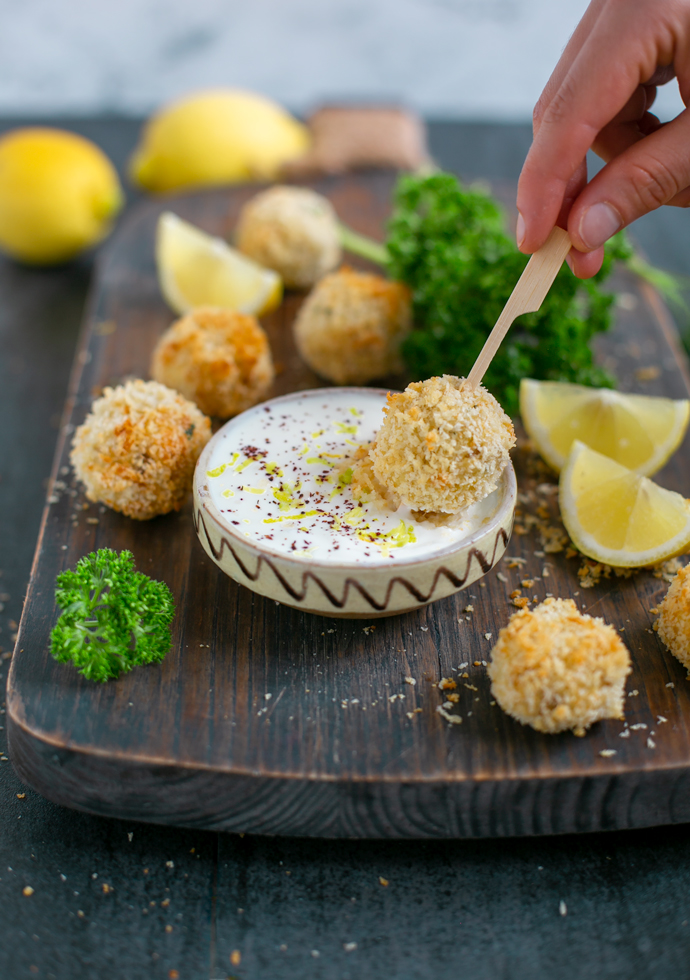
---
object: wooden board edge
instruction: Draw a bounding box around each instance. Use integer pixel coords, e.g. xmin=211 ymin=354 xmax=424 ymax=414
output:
xmin=8 ymin=710 xmax=690 ymax=839
xmin=640 ymin=279 xmax=690 ymax=392
xmin=5 ymin=244 xmax=115 ymax=710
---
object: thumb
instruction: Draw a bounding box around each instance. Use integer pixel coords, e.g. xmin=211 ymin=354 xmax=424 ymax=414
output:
xmin=568 ymin=111 xmax=690 ymax=251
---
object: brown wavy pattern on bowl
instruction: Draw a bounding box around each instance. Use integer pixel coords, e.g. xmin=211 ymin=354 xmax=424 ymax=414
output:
xmin=194 ymin=505 xmax=510 ymax=612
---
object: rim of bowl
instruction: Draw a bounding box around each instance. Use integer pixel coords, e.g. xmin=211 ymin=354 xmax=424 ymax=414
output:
xmin=194 ymin=387 xmax=517 ymax=572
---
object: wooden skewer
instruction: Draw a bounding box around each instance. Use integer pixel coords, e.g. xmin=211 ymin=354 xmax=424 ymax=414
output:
xmin=467 ymin=226 xmax=572 ymax=388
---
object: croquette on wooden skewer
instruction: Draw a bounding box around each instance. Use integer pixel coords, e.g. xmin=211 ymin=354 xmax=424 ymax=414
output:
xmin=352 ymin=375 xmax=515 ymax=515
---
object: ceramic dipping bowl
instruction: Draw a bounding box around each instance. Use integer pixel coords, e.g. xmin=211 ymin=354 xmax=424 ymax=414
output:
xmin=193 ymin=388 xmax=516 ymax=618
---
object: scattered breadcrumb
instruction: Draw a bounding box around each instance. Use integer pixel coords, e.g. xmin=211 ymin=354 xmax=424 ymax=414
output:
xmin=404 ymin=676 xmax=416 ymax=686
xmin=487 ymin=598 xmax=631 ymax=735
xmin=438 ymin=677 xmax=457 ymax=691
xmin=436 ymin=705 xmax=462 ymax=725
xmin=635 ymin=366 xmax=661 ymax=381
xmin=599 ymin=749 xmax=617 ymax=757
xmin=71 ymin=379 xmax=210 ymax=520
xmin=559 ymin=901 xmax=567 ymax=917
xmin=150 ymin=306 xmax=274 ymax=418
xmin=294 ymin=267 xmax=411 ymax=384
xmin=640 ymin=556 xmax=679 ymax=584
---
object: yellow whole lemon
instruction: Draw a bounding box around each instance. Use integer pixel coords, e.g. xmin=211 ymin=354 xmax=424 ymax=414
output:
xmin=0 ymin=128 xmax=123 ymax=265
xmin=129 ymin=88 xmax=310 ymax=192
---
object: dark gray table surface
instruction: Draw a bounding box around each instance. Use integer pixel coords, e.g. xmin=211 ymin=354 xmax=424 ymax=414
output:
xmin=2 ymin=118 xmax=690 ymax=980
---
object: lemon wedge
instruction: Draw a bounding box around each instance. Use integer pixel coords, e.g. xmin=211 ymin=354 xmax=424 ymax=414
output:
xmin=156 ymin=211 xmax=282 ymax=316
xmin=520 ymin=379 xmax=689 ymax=476
xmin=559 ymin=440 xmax=690 ymax=567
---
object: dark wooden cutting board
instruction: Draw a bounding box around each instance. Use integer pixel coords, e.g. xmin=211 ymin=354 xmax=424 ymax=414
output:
xmin=7 ymin=172 xmax=690 ymax=838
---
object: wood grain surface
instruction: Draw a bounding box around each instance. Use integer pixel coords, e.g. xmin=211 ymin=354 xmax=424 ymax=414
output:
xmin=7 ymin=171 xmax=690 ymax=838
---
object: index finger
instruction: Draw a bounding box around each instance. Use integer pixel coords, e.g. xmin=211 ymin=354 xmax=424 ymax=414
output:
xmin=533 ymin=0 xmax=608 ymax=136
xmin=517 ymin=5 xmax=670 ymax=252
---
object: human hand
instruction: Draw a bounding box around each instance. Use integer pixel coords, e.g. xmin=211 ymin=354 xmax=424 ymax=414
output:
xmin=517 ymin=0 xmax=690 ymax=278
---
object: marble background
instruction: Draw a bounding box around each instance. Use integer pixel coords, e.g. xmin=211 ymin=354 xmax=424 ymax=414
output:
xmin=0 ymin=0 xmax=684 ymax=120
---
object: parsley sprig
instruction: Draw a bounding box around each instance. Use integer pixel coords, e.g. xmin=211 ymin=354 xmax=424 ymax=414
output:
xmin=341 ymin=171 xmax=681 ymax=416
xmin=51 ymin=548 xmax=174 ymax=682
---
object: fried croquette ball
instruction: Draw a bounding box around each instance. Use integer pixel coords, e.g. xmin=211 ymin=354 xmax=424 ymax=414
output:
xmin=487 ymin=598 xmax=631 ymax=736
xmin=71 ymin=379 xmax=210 ymax=520
xmin=150 ymin=306 xmax=274 ymax=418
xmin=368 ymin=375 xmax=515 ymax=514
xmin=655 ymin=564 xmax=690 ymax=672
xmin=236 ymin=185 xmax=341 ymax=288
xmin=293 ymin=267 xmax=411 ymax=384
xmin=348 ymin=443 xmax=400 ymax=511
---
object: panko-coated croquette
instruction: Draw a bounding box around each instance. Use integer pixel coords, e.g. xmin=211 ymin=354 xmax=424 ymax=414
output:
xmin=487 ymin=598 xmax=631 ymax=736
xmin=293 ymin=267 xmax=411 ymax=384
xmin=150 ymin=306 xmax=274 ymax=418
xmin=360 ymin=375 xmax=515 ymax=514
xmin=655 ymin=564 xmax=690 ymax=672
xmin=236 ymin=185 xmax=341 ymax=289
xmin=71 ymin=379 xmax=211 ymax=520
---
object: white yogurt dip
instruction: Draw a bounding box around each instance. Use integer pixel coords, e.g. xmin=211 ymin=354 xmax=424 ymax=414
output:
xmin=202 ymin=388 xmax=504 ymax=566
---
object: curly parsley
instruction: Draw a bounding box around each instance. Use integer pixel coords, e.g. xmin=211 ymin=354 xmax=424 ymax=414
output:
xmin=51 ymin=548 xmax=174 ymax=682
xmin=384 ymin=171 xmax=633 ymax=416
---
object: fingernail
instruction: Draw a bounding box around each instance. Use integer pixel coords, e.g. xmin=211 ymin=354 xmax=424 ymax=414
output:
xmin=579 ymin=202 xmax=622 ymax=250
xmin=565 ymin=252 xmax=574 ymax=273
xmin=516 ymin=212 xmax=526 ymax=247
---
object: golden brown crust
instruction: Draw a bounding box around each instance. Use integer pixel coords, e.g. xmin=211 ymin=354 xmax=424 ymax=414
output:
xmin=150 ymin=306 xmax=274 ymax=418
xmin=656 ymin=564 xmax=690 ymax=671
xmin=236 ymin=185 xmax=341 ymax=288
xmin=70 ymin=379 xmax=211 ymax=520
xmin=349 ymin=443 xmax=401 ymax=511
xmin=487 ymin=598 xmax=631 ymax=735
xmin=293 ymin=267 xmax=411 ymax=384
xmin=369 ymin=375 xmax=515 ymax=514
